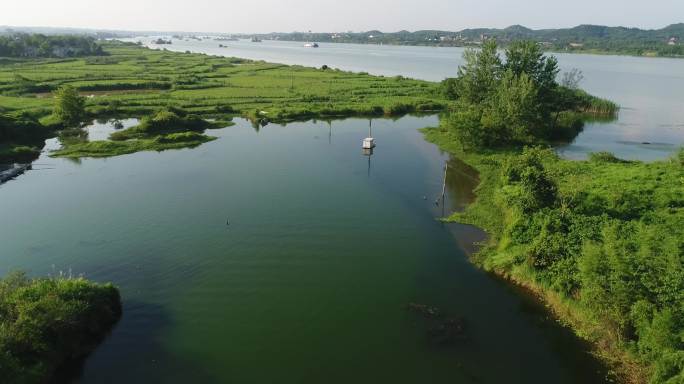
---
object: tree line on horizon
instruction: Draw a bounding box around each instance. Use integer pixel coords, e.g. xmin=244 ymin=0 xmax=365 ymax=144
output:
xmin=261 ymin=23 xmax=684 ymax=56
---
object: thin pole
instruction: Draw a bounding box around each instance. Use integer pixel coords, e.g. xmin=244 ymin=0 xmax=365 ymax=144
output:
xmin=368 ymin=155 xmax=371 ymax=178
xmin=441 ymin=161 xmax=448 ymax=204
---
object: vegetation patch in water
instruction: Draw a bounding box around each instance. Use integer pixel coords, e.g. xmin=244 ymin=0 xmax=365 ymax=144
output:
xmin=0 ymin=272 xmax=122 ymax=383
xmin=51 ymin=107 xmax=223 ymax=158
xmin=52 ymin=131 xmax=216 ymax=158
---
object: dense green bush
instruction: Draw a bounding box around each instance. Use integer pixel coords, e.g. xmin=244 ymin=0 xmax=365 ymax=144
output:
xmin=0 ymin=34 xmax=104 ymax=58
xmin=483 ymin=149 xmax=683 ymax=383
xmin=0 ymin=272 xmax=121 ymax=383
xmin=442 ymin=40 xmax=618 ymax=148
xmin=110 ymin=108 xmax=210 ymax=141
xmin=0 ymin=113 xmax=46 ymax=142
xmin=52 ymin=85 xmax=86 ymax=127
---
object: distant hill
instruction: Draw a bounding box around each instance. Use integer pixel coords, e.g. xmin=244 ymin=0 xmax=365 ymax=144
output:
xmin=258 ymin=24 xmax=684 ymax=57
xmin=2 ymin=23 xmax=683 ymax=57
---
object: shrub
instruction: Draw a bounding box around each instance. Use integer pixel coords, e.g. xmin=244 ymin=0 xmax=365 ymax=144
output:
xmin=0 ymin=272 xmax=121 ymax=383
xmin=589 ymin=151 xmax=630 ymax=163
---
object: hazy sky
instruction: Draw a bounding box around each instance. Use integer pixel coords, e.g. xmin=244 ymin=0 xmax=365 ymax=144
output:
xmin=3 ymin=0 xmax=683 ymax=33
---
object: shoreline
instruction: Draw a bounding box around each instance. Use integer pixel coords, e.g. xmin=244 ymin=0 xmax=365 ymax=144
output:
xmin=422 ymin=127 xmax=652 ymax=384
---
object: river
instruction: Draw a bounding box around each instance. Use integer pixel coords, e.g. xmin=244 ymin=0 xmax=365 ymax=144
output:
xmin=3 ymin=38 xmax=680 ymax=383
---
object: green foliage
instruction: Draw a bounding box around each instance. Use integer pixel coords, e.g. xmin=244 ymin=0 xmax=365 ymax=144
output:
xmin=52 ymin=85 xmax=85 ymax=127
xmin=0 ymin=113 xmax=45 ymax=142
xmin=589 ymin=151 xmax=630 ymax=163
xmin=0 ymin=34 xmax=104 ymax=58
xmin=444 ymin=40 xmax=617 ymax=148
xmin=0 ymin=272 xmax=121 ymax=383
xmin=500 ymin=147 xmax=558 ymax=212
xmin=0 ymin=40 xmax=446 ymax=158
xmin=504 ymin=40 xmax=559 ymax=102
xmin=423 ymin=125 xmax=684 ymax=383
xmin=265 ymin=24 xmax=684 ymax=58
xmin=51 ymin=132 xmax=216 ymax=158
xmin=109 ymin=108 xmax=211 ymax=141
xmin=456 ymin=41 xmax=502 ymax=104
xmin=0 ymin=113 xmax=49 ymax=162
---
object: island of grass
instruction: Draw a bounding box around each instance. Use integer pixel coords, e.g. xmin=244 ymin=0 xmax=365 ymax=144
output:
xmin=0 ymin=272 xmax=122 ymax=383
xmin=51 ymin=107 xmax=224 ymax=158
xmin=424 ymin=41 xmax=683 ymax=384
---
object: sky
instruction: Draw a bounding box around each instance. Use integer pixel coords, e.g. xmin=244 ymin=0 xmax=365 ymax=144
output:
xmin=2 ymin=0 xmax=683 ymax=33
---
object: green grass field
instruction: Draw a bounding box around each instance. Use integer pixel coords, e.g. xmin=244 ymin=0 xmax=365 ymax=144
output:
xmin=0 ymin=41 xmax=446 ymax=159
xmin=0 ymin=41 xmax=444 ymax=122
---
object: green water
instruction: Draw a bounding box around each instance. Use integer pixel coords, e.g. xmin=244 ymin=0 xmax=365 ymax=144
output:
xmin=0 ymin=116 xmax=605 ymax=383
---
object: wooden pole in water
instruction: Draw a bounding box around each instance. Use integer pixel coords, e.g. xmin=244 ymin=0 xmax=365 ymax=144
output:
xmin=441 ymin=161 xmax=448 ymax=205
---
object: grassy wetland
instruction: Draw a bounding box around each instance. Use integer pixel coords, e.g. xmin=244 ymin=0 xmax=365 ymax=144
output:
xmin=0 ymin=41 xmax=444 ymax=160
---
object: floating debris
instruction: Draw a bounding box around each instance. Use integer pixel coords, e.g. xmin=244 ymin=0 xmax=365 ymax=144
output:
xmin=428 ymin=317 xmax=467 ymax=346
xmin=407 ymin=303 xmax=467 ymax=346
xmin=407 ymin=303 xmax=442 ymax=318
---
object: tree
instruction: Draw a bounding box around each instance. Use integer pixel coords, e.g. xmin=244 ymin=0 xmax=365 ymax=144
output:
xmin=53 ymin=85 xmax=85 ymax=126
xmin=561 ymin=68 xmax=584 ymax=89
xmin=456 ymin=40 xmax=502 ymax=104
xmin=505 ymin=41 xmax=559 ymax=92
xmin=500 ymin=147 xmax=558 ymax=211
xmin=504 ymin=41 xmax=559 ymax=115
xmin=483 ymin=70 xmax=543 ymax=142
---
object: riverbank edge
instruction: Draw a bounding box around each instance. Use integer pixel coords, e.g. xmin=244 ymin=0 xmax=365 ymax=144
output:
xmin=420 ymin=127 xmax=649 ymax=384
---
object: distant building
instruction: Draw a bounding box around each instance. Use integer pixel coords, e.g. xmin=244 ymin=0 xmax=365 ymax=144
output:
xmin=668 ymin=37 xmax=678 ymax=46
xmin=569 ymin=43 xmax=584 ymax=48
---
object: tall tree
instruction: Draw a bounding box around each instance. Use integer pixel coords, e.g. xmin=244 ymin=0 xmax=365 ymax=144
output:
xmin=456 ymin=40 xmax=502 ymax=104
xmin=504 ymin=41 xmax=559 ymax=113
xmin=53 ymin=85 xmax=85 ymax=126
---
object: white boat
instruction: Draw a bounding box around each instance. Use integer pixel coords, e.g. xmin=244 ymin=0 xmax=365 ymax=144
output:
xmin=362 ymin=137 xmax=376 ymax=149
xmin=304 ymin=42 xmax=319 ymax=48
xmin=362 ymin=120 xmax=376 ymax=149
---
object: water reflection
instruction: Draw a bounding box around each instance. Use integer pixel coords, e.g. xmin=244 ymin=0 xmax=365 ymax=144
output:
xmin=85 ymin=118 xmax=139 ymax=141
xmin=444 ymin=157 xmax=480 ymax=213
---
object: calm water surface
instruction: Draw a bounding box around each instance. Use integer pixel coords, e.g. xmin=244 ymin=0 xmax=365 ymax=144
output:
xmin=0 ymin=117 xmax=606 ymax=383
xmin=129 ymin=37 xmax=684 ymax=161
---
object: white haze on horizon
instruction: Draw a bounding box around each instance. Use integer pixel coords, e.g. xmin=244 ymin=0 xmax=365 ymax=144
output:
xmin=2 ymin=0 xmax=683 ymax=34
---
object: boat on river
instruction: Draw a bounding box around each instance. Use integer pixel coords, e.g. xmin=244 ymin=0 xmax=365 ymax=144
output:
xmin=304 ymin=42 xmax=319 ymax=48
xmin=362 ymin=120 xmax=376 ymax=149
